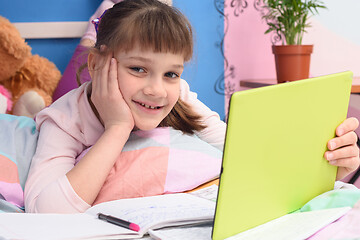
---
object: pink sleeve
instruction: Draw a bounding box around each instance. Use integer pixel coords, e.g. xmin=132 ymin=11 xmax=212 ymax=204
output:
xmin=25 ymin=83 xmax=108 ymax=213
xmin=24 ymin=119 xmax=90 ymax=213
xmin=180 ymin=79 xmax=226 ymax=150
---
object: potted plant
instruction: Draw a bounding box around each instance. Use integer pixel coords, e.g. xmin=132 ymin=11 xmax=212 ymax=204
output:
xmin=262 ymin=0 xmax=326 ymax=83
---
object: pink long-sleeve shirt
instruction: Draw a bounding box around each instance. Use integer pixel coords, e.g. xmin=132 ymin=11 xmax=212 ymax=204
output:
xmin=24 ymin=80 xmax=226 ymax=213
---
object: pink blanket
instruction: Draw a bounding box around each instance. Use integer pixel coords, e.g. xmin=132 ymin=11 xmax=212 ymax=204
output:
xmin=75 ymin=127 xmax=223 ymax=205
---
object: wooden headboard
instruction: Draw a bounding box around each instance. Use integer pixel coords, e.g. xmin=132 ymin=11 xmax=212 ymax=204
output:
xmin=13 ymin=21 xmax=88 ymax=39
xmin=12 ymin=0 xmax=172 ymax=39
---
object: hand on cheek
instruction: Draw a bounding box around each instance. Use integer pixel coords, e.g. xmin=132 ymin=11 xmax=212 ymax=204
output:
xmin=324 ymin=117 xmax=360 ymax=180
xmin=91 ymin=52 xmax=134 ymax=132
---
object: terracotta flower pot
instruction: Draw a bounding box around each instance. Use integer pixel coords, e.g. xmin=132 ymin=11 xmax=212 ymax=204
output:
xmin=272 ymin=45 xmax=313 ymax=83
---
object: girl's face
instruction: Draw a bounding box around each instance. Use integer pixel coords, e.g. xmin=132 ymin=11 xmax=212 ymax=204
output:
xmin=114 ymin=46 xmax=184 ymax=131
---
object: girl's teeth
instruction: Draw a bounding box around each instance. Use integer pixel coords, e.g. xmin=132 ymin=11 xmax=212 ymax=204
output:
xmin=140 ymin=103 xmax=158 ymax=109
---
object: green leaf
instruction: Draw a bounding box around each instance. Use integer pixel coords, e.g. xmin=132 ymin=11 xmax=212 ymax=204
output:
xmin=262 ymin=0 xmax=327 ymax=45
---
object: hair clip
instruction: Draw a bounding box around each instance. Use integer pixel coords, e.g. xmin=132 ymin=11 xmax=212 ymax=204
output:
xmin=91 ymin=10 xmax=108 ymax=33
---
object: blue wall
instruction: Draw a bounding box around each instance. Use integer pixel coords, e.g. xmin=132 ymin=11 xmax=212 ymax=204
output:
xmin=0 ymin=0 xmax=224 ymax=119
xmin=173 ymin=0 xmax=225 ymax=119
xmin=0 ymin=0 xmax=102 ymax=74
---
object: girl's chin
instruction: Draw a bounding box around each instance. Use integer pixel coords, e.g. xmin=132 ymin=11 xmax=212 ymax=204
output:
xmin=133 ymin=122 xmax=161 ymax=131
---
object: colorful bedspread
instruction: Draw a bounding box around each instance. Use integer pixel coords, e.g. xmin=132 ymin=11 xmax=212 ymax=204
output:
xmin=0 ymin=114 xmax=222 ymax=212
xmin=76 ymin=127 xmax=223 ymax=205
xmin=0 ymin=114 xmax=38 ymax=212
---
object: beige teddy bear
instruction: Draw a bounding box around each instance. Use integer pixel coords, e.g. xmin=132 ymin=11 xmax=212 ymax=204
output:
xmin=0 ymin=16 xmax=61 ymax=118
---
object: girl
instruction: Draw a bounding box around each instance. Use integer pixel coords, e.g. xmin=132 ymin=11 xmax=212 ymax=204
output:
xmin=25 ymin=0 xmax=359 ymax=213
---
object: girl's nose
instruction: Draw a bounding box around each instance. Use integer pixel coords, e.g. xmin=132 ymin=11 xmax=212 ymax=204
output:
xmin=143 ymin=76 xmax=167 ymax=98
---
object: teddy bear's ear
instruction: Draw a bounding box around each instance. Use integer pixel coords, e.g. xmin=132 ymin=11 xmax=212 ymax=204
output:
xmin=0 ymin=16 xmax=31 ymax=60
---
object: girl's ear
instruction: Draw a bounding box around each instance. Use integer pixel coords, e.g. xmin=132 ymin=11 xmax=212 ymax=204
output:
xmin=88 ymin=52 xmax=96 ymax=79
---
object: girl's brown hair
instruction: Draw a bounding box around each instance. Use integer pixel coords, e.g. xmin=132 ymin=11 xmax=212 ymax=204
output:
xmin=85 ymin=0 xmax=206 ymax=134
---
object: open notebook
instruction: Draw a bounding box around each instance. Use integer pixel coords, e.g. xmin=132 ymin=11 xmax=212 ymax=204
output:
xmin=212 ymin=71 xmax=353 ymax=240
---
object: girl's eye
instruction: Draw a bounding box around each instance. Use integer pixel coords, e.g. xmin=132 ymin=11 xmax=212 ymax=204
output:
xmin=165 ymin=72 xmax=179 ymax=78
xmin=130 ymin=67 xmax=145 ymax=73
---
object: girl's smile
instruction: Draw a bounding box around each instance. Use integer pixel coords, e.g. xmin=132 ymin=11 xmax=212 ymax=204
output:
xmin=133 ymin=100 xmax=163 ymax=114
xmin=135 ymin=100 xmax=162 ymax=110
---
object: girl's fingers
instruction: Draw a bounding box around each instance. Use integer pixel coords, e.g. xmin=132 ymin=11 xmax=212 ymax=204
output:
xmin=325 ymin=144 xmax=359 ymax=161
xmin=327 ymin=144 xmax=360 ymax=180
xmin=334 ymin=157 xmax=360 ymax=181
xmin=328 ymin=131 xmax=358 ymax=150
xmin=107 ymin=58 xmax=119 ymax=93
xmin=91 ymin=53 xmax=112 ymax=95
xmin=329 ymin=156 xmax=359 ymax=169
xmin=336 ymin=117 xmax=359 ymax=137
xmin=92 ymin=54 xmax=105 ymax=90
xmin=99 ymin=54 xmax=112 ymax=95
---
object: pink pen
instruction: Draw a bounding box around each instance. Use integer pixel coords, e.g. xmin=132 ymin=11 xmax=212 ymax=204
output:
xmin=97 ymin=213 xmax=140 ymax=232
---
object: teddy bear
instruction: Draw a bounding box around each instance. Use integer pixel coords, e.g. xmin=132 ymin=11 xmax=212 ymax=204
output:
xmin=0 ymin=16 xmax=61 ymax=118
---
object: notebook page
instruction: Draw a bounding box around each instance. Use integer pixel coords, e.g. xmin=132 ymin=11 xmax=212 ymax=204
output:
xmin=148 ymin=223 xmax=213 ymax=240
xmin=86 ymin=193 xmax=216 ymax=233
xmin=189 ymin=185 xmax=218 ymax=202
xmin=0 ymin=213 xmax=135 ymax=240
xmin=225 ymin=207 xmax=351 ymax=240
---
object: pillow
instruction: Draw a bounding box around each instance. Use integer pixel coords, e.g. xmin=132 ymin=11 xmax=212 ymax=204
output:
xmin=0 ymin=114 xmax=38 ymax=211
xmin=75 ymin=127 xmax=223 ymax=205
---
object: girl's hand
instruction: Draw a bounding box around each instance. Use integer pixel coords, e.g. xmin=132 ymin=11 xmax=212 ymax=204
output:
xmin=325 ymin=117 xmax=360 ymax=180
xmin=67 ymin=51 xmax=135 ymax=205
xmin=90 ymin=53 xmax=134 ymax=132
